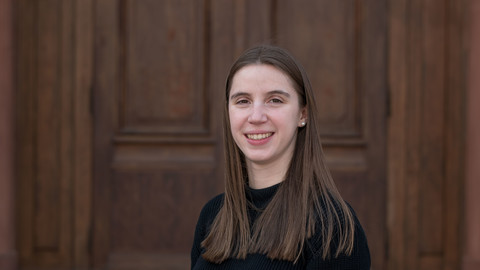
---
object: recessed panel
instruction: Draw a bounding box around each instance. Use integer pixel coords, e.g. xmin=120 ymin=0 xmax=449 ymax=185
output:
xmin=110 ymin=169 xmax=218 ymax=252
xmin=122 ymin=0 xmax=208 ymax=134
xmin=276 ymin=0 xmax=360 ymax=137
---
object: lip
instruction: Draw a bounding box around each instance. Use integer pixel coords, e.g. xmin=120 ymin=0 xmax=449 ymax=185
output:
xmin=244 ymin=132 xmax=274 ymax=145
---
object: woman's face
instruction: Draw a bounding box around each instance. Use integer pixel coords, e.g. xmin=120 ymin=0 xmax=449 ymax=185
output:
xmin=228 ymin=64 xmax=306 ymax=169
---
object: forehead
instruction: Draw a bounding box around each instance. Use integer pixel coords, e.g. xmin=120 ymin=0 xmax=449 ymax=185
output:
xmin=229 ymin=64 xmax=296 ymax=95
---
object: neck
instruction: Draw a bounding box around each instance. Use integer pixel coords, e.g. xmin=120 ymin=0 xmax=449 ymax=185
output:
xmin=247 ymin=160 xmax=289 ymax=189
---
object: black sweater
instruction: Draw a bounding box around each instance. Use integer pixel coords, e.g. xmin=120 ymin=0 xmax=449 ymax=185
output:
xmin=191 ymin=184 xmax=371 ymax=269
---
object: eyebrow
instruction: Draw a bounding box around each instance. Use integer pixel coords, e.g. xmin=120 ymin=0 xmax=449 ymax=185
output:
xmin=229 ymin=90 xmax=291 ymax=101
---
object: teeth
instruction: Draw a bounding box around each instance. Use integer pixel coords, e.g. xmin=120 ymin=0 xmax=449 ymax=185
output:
xmin=247 ymin=133 xmax=272 ymax=140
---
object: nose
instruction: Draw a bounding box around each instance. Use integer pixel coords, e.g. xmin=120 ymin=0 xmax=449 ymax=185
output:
xmin=248 ymin=103 xmax=267 ymax=124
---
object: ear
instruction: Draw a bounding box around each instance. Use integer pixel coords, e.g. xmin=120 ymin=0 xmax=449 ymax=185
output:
xmin=298 ymin=107 xmax=308 ymax=127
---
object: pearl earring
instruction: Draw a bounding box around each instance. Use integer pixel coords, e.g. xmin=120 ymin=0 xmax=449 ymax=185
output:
xmin=301 ymin=122 xmax=306 ymax=126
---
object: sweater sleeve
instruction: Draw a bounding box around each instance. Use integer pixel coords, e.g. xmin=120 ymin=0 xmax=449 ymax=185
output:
xmin=305 ymin=210 xmax=371 ymax=269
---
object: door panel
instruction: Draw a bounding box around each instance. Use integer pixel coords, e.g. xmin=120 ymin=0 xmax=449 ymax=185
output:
xmin=123 ymin=0 xmax=209 ymax=134
xmin=277 ymin=0 xmax=360 ymax=135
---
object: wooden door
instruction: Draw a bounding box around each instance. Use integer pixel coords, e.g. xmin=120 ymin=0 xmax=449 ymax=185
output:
xmin=92 ymin=1 xmax=387 ymax=269
xmin=15 ymin=1 xmax=469 ymax=270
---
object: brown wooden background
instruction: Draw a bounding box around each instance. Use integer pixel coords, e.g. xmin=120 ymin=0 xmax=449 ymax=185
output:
xmin=15 ymin=0 xmax=467 ymax=270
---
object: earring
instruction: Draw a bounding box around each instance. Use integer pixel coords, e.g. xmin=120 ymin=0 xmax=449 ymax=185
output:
xmin=301 ymin=122 xmax=306 ymax=126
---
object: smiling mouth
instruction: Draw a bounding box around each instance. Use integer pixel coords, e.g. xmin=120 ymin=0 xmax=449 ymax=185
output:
xmin=246 ymin=133 xmax=273 ymax=140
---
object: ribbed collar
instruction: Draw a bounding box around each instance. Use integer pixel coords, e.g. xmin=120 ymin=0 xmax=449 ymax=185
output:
xmin=245 ymin=183 xmax=281 ymax=209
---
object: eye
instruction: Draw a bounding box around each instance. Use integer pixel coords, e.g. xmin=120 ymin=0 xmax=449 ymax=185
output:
xmin=268 ymin=98 xmax=283 ymax=104
xmin=236 ymin=99 xmax=250 ymax=105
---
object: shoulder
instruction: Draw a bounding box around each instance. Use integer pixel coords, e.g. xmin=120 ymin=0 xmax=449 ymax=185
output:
xmin=196 ymin=193 xmax=225 ymax=228
xmin=200 ymin=193 xmax=224 ymax=216
xmin=347 ymin=205 xmax=370 ymax=259
xmin=192 ymin=194 xmax=225 ymax=246
xmin=307 ymin=200 xmax=370 ymax=254
xmin=305 ymin=201 xmax=370 ymax=269
xmin=191 ymin=194 xmax=225 ymax=267
xmin=322 ymin=200 xmax=368 ymax=240
xmin=344 ymin=203 xmax=369 ymax=248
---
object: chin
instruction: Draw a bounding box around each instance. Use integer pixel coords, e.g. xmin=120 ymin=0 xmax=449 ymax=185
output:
xmin=246 ymin=156 xmax=272 ymax=165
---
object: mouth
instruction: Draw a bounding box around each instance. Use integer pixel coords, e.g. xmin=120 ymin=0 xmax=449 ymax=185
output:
xmin=245 ymin=132 xmax=273 ymax=140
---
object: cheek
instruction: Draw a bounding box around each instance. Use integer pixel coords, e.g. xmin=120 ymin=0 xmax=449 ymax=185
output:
xmin=228 ymin=109 xmax=241 ymax=132
xmin=228 ymin=112 xmax=245 ymax=148
xmin=276 ymin=110 xmax=300 ymax=126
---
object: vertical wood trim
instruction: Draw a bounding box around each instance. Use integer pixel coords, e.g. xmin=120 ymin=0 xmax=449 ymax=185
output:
xmin=444 ymin=1 xmax=467 ymax=270
xmin=210 ymin=0 xmax=235 ymax=199
xmin=463 ymin=0 xmax=480 ymax=269
xmin=403 ymin=0 xmax=422 ymax=267
xmin=0 ymin=0 xmax=17 ymax=269
xmin=73 ymin=0 xmax=93 ymax=267
xmin=362 ymin=1 xmax=388 ymax=268
xmin=16 ymin=0 xmax=38 ymax=265
xmin=419 ymin=0 xmax=446 ymax=257
xmin=92 ymin=0 xmax=119 ymax=266
xmin=59 ymin=0 xmax=74 ymax=266
xmin=35 ymin=0 xmax=62 ymax=251
xmin=388 ymin=0 xmax=408 ymax=267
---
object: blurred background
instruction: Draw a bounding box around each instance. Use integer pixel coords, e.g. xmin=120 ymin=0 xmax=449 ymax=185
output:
xmin=0 ymin=0 xmax=479 ymax=270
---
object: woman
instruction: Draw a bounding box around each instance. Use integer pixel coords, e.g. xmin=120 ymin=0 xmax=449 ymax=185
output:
xmin=191 ymin=45 xmax=370 ymax=269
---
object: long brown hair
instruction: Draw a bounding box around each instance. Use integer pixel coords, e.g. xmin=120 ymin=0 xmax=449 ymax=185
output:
xmin=201 ymin=45 xmax=355 ymax=263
